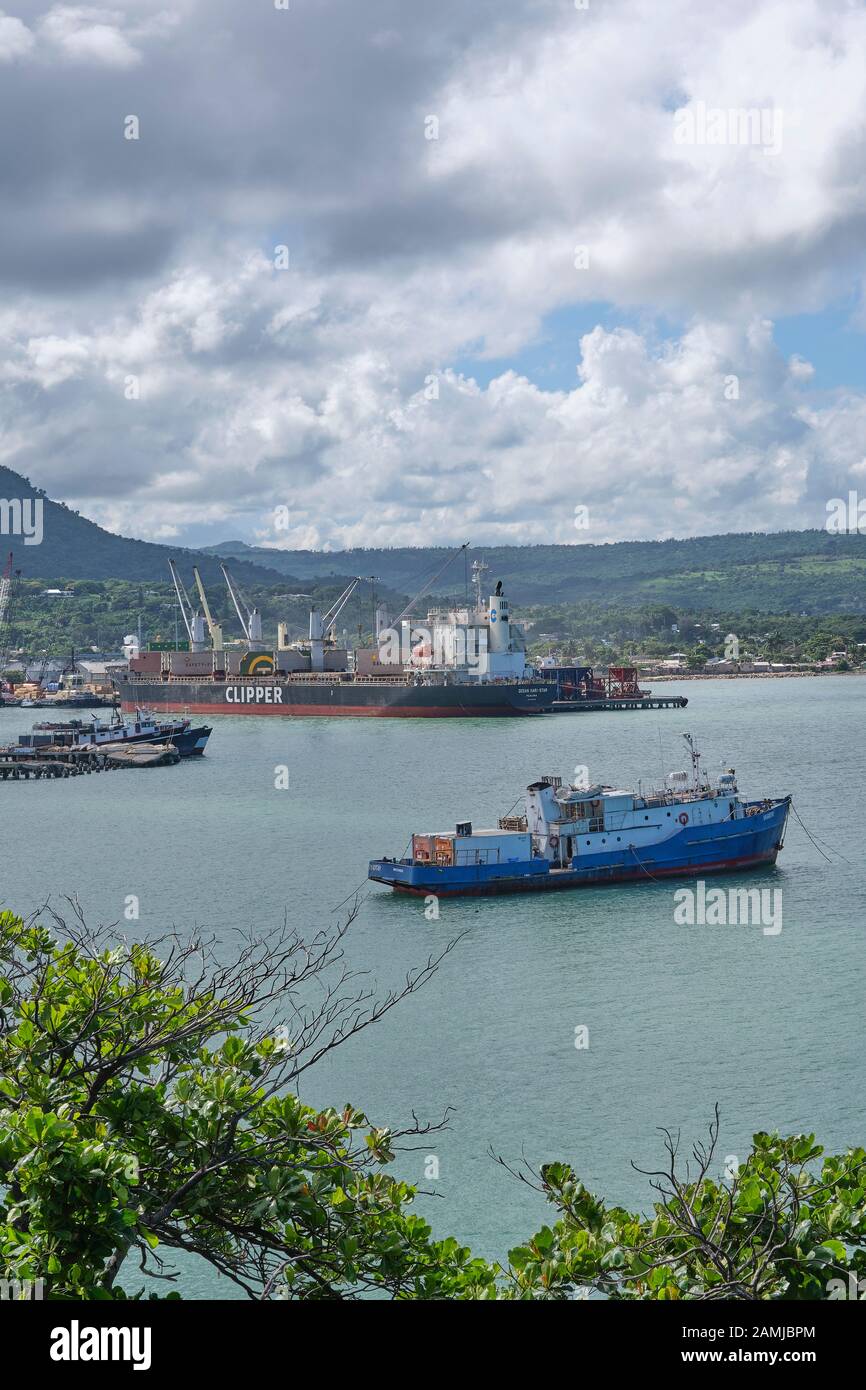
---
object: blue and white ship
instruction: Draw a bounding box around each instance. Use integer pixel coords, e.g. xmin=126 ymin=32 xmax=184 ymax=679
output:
xmin=369 ymin=735 xmax=791 ymax=896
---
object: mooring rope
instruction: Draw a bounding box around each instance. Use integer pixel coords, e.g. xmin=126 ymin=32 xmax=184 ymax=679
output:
xmin=330 ymin=836 xmax=414 ymax=913
xmin=788 ymin=801 xmax=849 ymax=865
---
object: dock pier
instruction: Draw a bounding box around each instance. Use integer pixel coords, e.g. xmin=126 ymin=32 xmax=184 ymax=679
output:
xmin=551 ymin=695 xmax=688 ymax=713
xmin=0 ymin=742 xmax=181 ymax=780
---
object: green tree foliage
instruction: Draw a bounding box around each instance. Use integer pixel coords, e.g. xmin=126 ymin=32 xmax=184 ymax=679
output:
xmin=0 ymin=906 xmax=485 ymax=1300
xmin=1 ymin=910 xmax=863 ymax=1300
xmin=498 ymin=1109 xmax=866 ymax=1299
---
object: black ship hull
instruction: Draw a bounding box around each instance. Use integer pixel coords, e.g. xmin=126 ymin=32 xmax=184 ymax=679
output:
xmin=115 ymin=676 xmax=553 ymax=717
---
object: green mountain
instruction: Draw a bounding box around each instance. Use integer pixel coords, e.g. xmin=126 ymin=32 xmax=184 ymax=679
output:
xmin=205 ymin=532 xmax=866 ymax=615
xmin=3 ymin=464 xmax=865 ymax=614
xmin=0 ymin=466 xmax=289 ymax=589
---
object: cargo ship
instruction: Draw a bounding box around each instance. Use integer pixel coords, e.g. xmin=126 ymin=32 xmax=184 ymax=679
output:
xmin=115 ymin=557 xmax=555 ymax=717
xmin=113 ymin=554 xmax=686 ymax=720
xmin=369 ymin=735 xmax=790 ymax=895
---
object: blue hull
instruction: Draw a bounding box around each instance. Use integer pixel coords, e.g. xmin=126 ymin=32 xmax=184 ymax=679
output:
xmin=369 ymin=799 xmax=790 ymax=896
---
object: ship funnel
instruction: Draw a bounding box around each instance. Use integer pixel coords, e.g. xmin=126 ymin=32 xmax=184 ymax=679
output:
xmin=488 ymin=591 xmax=510 ymax=653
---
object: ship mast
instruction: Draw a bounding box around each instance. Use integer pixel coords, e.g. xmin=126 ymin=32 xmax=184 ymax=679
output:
xmin=471 ymin=557 xmax=489 ymax=614
xmin=683 ymin=733 xmax=703 ymax=792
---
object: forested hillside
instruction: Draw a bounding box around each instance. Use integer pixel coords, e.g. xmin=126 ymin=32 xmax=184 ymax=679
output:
xmin=207 ymin=532 xmax=866 ymax=614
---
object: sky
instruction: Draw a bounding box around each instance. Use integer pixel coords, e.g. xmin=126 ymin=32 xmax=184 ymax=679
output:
xmin=0 ymin=0 xmax=865 ymax=551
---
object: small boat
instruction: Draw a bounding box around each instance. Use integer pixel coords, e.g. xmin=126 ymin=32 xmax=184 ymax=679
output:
xmin=369 ymin=735 xmax=791 ymax=896
xmin=18 ymin=706 xmax=211 ymax=758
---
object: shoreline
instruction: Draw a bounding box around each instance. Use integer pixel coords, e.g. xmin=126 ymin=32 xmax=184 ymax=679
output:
xmin=641 ymin=669 xmax=864 ymax=682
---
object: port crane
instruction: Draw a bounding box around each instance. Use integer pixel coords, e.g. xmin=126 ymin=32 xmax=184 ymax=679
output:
xmin=220 ymin=563 xmax=263 ymax=646
xmin=168 ymin=560 xmax=208 ymax=651
xmin=192 ymin=566 xmax=223 ymax=651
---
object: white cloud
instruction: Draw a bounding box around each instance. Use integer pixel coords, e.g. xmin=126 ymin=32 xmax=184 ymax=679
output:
xmin=0 ymin=0 xmax=864 ymax=548
xmin=0 ymin=11 xmax=34 ymax=61
xmin=37 ymin=6 xmax=143 ymax=67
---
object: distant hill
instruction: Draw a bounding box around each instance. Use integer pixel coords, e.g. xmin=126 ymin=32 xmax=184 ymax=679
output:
xmin=0 ymin=466 xmax=289 ymax=589
xmin=3 ymin=465 xmax=865 ymax=614
xmin=205 ymin=533 xmax=866 ymax=615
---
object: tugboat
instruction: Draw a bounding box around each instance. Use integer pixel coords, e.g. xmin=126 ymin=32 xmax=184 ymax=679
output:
xmin=18 ymin=707 xmax=211 ymax=758
xmin=369 ymin=735 xmax=791 ymax=896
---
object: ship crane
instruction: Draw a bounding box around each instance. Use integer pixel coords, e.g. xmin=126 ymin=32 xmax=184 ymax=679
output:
xmin=308 ymin=576 xmax=369 ymax=672
xmin=192 ymin=566 xmax=224 ymax=652
xmin=321 ymin=576 xmax=367 ymax=636
xmin=220 ymin=562 xmax=263 ymax=647
xmin=393 ymin=541 xmax=470 ymax=624
xmin=168 ymin=560 xmax=208 ymax=651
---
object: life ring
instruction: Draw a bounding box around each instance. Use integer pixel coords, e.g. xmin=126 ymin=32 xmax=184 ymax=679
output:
xmin=549 ymin=834 xmax=559 ymax=850
xmin=678 ymin=812 xmax=689 ymax=826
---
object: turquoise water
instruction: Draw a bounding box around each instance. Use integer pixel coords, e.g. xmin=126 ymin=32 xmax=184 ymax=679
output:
xmin=2 ymin=677 xmax=864 ymax=1296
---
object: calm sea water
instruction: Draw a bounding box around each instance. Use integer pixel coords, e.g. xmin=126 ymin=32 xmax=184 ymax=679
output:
xmin=2 ymin=677 xmax=863 ymax=1297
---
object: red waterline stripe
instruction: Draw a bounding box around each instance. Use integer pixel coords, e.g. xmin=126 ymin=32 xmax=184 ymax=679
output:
xmin=119 ymin=700 xmax=524 ymax=718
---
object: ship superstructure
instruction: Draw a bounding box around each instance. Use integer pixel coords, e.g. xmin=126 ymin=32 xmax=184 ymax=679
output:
xmin=368 ymin=559 xmax=531 ymax=683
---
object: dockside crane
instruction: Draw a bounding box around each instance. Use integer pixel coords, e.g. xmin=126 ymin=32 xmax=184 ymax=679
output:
xmin=168 ymin=559 xmax=207 ymax=651
xmin=220 ymin=562 xmax=263 ymax=647
xmin=192 ymin=566 xmax=224 ymax=651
